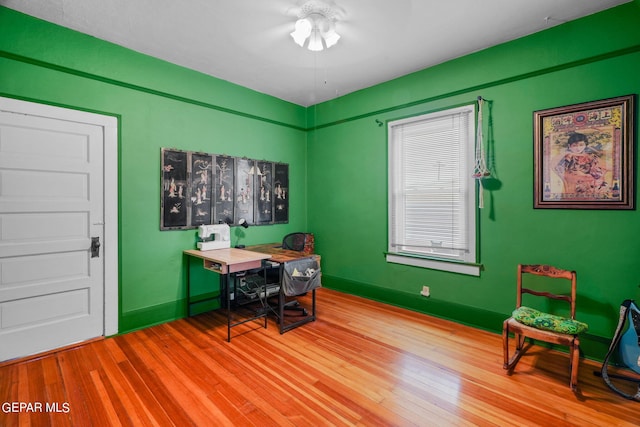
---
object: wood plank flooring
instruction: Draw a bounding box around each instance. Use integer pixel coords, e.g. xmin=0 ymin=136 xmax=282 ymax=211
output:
xmin=1 ymin=288 xmax=638 ymax=426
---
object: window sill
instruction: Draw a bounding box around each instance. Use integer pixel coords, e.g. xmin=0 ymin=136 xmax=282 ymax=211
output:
xmin=386 ymin=253 xmax=481 ymax=276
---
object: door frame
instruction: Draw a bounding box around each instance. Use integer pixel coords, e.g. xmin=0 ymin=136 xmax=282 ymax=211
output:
xmin=0 ymin=96 xmax=119 ymax=336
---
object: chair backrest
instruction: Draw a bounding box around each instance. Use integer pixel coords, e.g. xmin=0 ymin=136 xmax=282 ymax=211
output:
xmin=282 ymin=232 xmax=308 ymax=252
xmin=517 ymin=264 xmax=577 ymax=319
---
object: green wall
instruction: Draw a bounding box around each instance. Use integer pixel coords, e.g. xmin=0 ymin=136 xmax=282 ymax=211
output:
xmin=0 ymin=7 xmax=308 ymax=332
xmin=307 ymin=1 xmax=640 ymax=359
xmin=2 ymin=3 xmax=640 ymax=360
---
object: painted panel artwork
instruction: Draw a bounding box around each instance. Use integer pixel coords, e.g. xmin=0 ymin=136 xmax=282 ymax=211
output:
xmin=255 ymin=160 xmax=273 ymax=224
xmin=214 ymin=155 xmax=235 ymax=225
xmin=161 ymin=149 xmax=188 ymax=229
xmin=190 ymin=152 xmax=213 ymax=226
xmin=534 ymin=95 xmax=635 ymax=209
xmin=274 ymin=163 xmax=289 ymax=223
xmin=161 ymin=149 xmax=288 ymax=229
xmin=234 ymin=158 xmax=255 ymax=225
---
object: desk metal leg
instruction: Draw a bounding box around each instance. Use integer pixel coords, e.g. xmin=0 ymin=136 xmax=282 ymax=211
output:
xmin=224 ymin=264 xmax=269 ymax=342
xmin=185 ymin=252 xmax=269 ymax=341
xmin=278 ymin=264 xmax=285 ymax=334
xmin=186 ymin=255 xmax=191 ymax=317
xmin=263 ymin=266 xmax=268 ymax=329
xmin=225 ymin=272 xmax=231 ymax=342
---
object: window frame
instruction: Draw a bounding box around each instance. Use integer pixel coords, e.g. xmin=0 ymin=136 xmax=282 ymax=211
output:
xmin=386 ymin=104 xmax=480 ymax=276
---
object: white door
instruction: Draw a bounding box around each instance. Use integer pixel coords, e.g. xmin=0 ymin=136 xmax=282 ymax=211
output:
xmin=0 ymin=98 xmax=115 ymax=361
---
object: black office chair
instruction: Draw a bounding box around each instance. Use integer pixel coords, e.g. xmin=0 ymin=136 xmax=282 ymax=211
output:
xmin=238 ymin=233 xmax=312 ymax=311
xmin=279 ymin=232 xmax=311 ymax=316
xmin=282 ymin=232 xmax=308 ymax=252
xmin=279 ymin=255 xmax=320 ymax=333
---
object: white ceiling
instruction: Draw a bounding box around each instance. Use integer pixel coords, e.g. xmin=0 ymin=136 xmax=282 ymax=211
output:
xmin=1 ymin=0 xmax=631 ymax=106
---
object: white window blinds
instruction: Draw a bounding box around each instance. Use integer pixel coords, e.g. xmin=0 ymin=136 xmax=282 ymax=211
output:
xmin=388 ymin=104 xmax=476 ymax=265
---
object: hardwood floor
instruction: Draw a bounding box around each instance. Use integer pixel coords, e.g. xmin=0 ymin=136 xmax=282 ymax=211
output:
xmin=1 ymin=288 xmax=638 ymax=426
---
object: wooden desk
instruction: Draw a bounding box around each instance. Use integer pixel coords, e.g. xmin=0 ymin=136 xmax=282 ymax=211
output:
xmin=184 ymin=248 xmax=272 ymax=341
xmin=243 ymin=243 xmax=320 ymax=265
xmin=184 ymin=248 xmax=271 ymax=273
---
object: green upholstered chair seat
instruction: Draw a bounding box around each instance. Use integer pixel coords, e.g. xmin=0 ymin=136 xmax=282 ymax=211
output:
xmin=512 ymin=306 xmax=588 ymax=335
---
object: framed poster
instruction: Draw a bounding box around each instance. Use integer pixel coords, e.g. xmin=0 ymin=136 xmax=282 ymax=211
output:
xmin=234 ymin=158 xmax=255 ymax=225
xmin=161 ymin=149 xmax=188 ymax=229
xmin=190 ymin=152 xmax=213 ymax=226
xmin=214 ymin=155 xmax=235 ymax=225
xmin=273 ymin=163 xmax=289 ymax=223
xmin=255 ymin=160 xmax=274 ymax=225
xmin=534 ymin=95 xmax=635 ymax=209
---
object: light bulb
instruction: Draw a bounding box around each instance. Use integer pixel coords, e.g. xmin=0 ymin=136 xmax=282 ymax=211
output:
xmin=323 ymin=30 xmax=340 ymax=48
xmin=290 ymin=18 xmax=312 ymax=47
xmin=308 ymin=30 xmax=323 ymax=51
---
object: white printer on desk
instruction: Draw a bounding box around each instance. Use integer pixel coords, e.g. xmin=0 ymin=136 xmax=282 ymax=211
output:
xmin=197 ymin=223 xmax=231 ymax=250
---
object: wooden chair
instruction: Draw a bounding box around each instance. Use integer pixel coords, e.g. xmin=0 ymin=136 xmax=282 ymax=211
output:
xmin=502 ymin=264 xmax=588 ymax=391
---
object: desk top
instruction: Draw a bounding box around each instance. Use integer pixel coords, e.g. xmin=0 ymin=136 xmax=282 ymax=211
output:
xmin=243 ymin=243 xmax=318 ymax=264
xmin=184 ymin=248 xmax=271 ymax=265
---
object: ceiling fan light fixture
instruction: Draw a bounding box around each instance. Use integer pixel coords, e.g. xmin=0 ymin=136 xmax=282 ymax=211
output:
xmin=307 ymin=30 xmax=324 ymax=51
xmin=290 ymin=1 xmax=341 ymax=52
xmin=323 ymin=29 xmax=340 ymax=48
xmin=291 ymin=18 xmax=312 ymax=46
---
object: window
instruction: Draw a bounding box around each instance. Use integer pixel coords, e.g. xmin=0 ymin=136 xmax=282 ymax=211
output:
xmin=387 ymin=104 xmax=480 ymax=276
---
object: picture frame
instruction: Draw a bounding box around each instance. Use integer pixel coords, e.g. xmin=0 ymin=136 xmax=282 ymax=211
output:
xmin=534 ymin=95 xmax=635 ymax=209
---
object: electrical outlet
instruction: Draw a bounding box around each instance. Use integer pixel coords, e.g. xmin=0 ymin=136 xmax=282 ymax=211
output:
xmin=420 ymin=286 xmax=430 ymax=297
